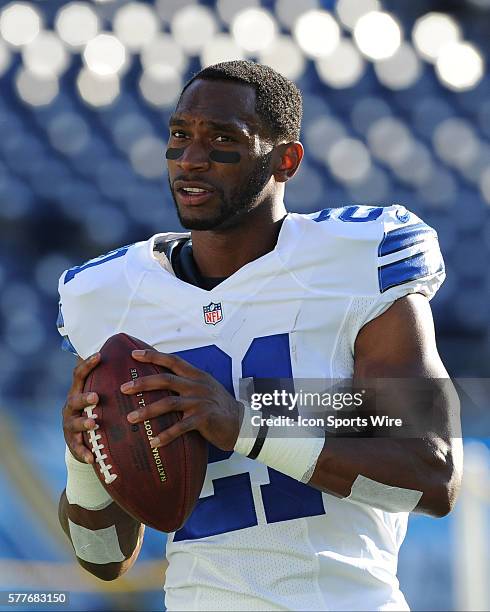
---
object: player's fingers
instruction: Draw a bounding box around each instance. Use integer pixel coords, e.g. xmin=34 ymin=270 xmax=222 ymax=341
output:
xmin=132 ymin=350 xmax=205 ymax=380
xmin=65 ymin=414 xmax=99 ymax=434
xmin=64 ymin=429 xmax=95 ymax=464
xmin=127 ymin=396 xmax=199 ymax=423
xmin=71 ymin=352 xmax=101 ymax=391
xmin=148 ymin=416 xmax=198 ymax=449
xmin=120 ymin=372 xmax=195 ymax=396
xmin=68 ymin=439 xmax=95 ymax=464
xmin=64 ymin=391 xmax=99 ymax=415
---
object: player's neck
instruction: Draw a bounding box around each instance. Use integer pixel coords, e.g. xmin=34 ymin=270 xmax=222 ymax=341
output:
xmin=190 ymin=202 xmax=286 ymax=278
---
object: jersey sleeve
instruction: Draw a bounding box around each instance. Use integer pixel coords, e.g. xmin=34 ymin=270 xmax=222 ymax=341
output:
xmin=351 ymin=205 xmax=445 ymax=342
xmin=56 ymin=245 xmax=135 ymax=359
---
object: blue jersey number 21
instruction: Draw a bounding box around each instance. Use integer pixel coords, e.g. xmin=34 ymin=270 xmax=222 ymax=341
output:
xmin=173 ymin=333 xmax=325 ymax=542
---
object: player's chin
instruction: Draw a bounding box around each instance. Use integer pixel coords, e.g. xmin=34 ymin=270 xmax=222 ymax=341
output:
xmin=178 ymin=213 xmax=227 ymax=231
xmin=177 ymin=204 xmax=230 ymax=231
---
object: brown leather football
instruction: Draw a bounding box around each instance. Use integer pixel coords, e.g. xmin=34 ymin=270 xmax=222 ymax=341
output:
xmin=82 ymin=333 xmax=208 ymax=532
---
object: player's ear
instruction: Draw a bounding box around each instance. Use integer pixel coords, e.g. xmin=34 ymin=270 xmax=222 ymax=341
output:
xmin=273 ymin=142 xmax=304 ymax=183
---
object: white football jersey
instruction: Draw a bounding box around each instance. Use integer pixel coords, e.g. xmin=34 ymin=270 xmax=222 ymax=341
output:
xmin=58 ymin=205 xmax=445 ymax=611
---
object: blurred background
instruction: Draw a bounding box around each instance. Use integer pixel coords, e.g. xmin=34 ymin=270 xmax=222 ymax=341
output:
xmin=0 ymin=0 xmax=489 ymax=610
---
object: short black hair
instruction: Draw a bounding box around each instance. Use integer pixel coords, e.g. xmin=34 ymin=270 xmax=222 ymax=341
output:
xmin=180 ymin=60 xmax=303 ymax=142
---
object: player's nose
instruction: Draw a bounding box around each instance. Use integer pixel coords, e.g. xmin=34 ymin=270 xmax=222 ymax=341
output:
xmin=176 ymin=141 xmax=211 ymax=172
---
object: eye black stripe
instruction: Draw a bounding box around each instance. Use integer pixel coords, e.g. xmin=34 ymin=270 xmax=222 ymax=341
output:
xmin=165 ymin=148 xmax=241 ymax=163
xmin=166 ymin=148 xmax=185 ymax=160
xmin=209 ymin=150 xmax=241 ymax=163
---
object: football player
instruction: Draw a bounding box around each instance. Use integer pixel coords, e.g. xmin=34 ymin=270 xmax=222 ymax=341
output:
xmin=58 ymin=61 xmax=462 ymax=611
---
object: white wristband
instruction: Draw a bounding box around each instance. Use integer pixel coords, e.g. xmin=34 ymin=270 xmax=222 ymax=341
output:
xmin=234 ymin=404 xmax=325 ymax=483
xmin=255 ymin=434 xmax=325 ymax=483
xmin=233 ymin=401 xmax=259 ymax=456
xmin=65 ymin=446 xmax=113 ymax=511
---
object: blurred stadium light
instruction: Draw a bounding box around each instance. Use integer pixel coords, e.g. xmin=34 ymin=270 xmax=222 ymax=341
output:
xmin=113 ymin=2 xmax=159 ymax=51
xmin=315 ymin=38 xmax=365 ymax=88
xmin=276 ymin=0 xmax=320 ymax=29
xmin=22 ymin=31 xmax=69 ymax=77
xmin=232 ymin=7 xmax=277 ymax=53
xmin=294 ymin=10 xmax=340 ymax=58
xmin=374 ymin=42 xmax=421 ymax=90
xmin=353 ymin=10 xmax=402 ymax=60
xmin=141 ymin=33 xmax=188 ymax=73
xmin=55 ymin=2 xmax=100 ymax=50
xmin=0 ymin=2 xmax=41 ymax=46
xmin=216 ymin=0 xmax=260 ymax=25
xmin=336 ymin=0 xmax=380 ymax=30
xmin=0 ymin=0 xmax=488 ymax=610
xmin=436 ymin=41 xmax=485 ymax=91
xmin=155 ymin=0 xmax=196 ymax=24
xmin=327 ymin=137 xmax=371 ymax=183
xmin=83 ymin=33 xmax=127 ymax=76
xmin=412 ymin=12 xmax=462 ymax=62
xmin=77 ymin=68 xmax=120 ymax=107
xmin=200 ymin=33 xmax=246 ymax=66
xmin=172 ymin=4 xmax=217 ymax=54
xmin=258 ymin=35 xmax=306 ymax=81
xmin=139 ymin=64 xmax=182 ymax=108
xmin=16 ymin=67 xmax=59 ymax=106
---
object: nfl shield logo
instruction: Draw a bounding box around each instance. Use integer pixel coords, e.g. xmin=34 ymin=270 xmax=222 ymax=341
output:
xmin=203 ymin=302 xmax=223 ymax=326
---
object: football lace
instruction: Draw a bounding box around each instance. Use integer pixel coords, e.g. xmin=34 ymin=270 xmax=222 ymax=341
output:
xmin=84 ymin=405 xmax=118 ymax=484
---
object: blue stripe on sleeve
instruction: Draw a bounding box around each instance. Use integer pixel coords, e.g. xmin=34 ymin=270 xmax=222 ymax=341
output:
xmin=64 ymin=246 xmax=130 ymax=284
xmin=378 ymin=223 xmax=436 ymax=257
xmin=61 ymin=336 xmax=78 ymax=355
xmin=378 ymin=249 xmax=444 ymax=293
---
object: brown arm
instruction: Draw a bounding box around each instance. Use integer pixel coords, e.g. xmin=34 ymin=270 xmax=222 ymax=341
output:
xmin=58 ymin=491 xmax=144 ymax=581
xmin=60 ymin=355 xmax=145 ymax=580
xmin=308 ymin=294 xmax=463 ymax=517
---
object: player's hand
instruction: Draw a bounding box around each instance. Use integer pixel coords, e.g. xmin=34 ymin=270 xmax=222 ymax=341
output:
xmin=62 ymin=353 xmax=101 ymax=464
xmin=121 ymin=350 xmax=243 ymax=451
